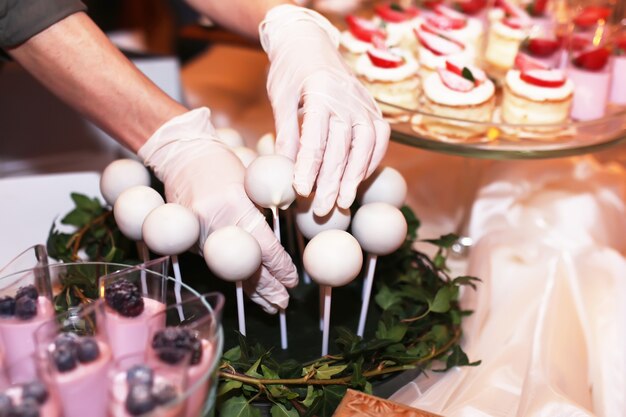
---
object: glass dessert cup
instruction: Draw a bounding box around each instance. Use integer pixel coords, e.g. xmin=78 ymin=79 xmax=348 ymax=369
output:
xmin=0 ymin=261 xmax=224 ymax=417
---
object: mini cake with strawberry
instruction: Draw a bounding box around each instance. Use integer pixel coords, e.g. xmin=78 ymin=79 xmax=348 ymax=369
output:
xmin=424 ymin=5 xmax=484 ymax=57
xmin=568 ymin=45 xmax=611 ymax=121
xmin=340 ymin=15 xmax=399 ymax=70
xmin=355 ymin=45 xmax=420 ymax=115
xmin=414 ymin=23 xmax=473 ymax=81
xmin=373 ymin=2 xmax=422 ymax=49
xmin=421 ymin=61 xmax=496 ymax=139
xmin=502 ymin=66 xmax=574 ymax=129
xmin=610 ymin=32 xmax=626 ymax=105
xmin=484 ymin=0 xmax=531 ymax=76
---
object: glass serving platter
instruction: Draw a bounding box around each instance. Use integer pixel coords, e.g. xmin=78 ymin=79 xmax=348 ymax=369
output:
xmin=383 ymin=100 xmax=626 ymax=159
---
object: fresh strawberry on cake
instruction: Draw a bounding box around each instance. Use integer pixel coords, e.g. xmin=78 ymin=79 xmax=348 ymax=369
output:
xmin=414 ymin=23 xmax=473 ymax=80
xmin=340 ymin=15 xmax=400 ymax=69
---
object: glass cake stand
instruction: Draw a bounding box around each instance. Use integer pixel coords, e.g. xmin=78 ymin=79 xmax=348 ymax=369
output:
xmin=382 ymin=100 xmax=626 ymax=160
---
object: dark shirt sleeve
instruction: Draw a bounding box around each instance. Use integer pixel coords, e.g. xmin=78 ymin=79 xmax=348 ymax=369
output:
xmin=0 ymin=0 xmax=86 ymax=48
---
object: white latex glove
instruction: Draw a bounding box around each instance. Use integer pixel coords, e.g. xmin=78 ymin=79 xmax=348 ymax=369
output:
xmin=260 ymin=5 xmax=390 ymax=216
xmin=138 ymin=108 xmax=298 ymax=314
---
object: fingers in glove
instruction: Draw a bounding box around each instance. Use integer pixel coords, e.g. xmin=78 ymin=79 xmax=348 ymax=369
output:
xmin=293 ymin=101 xmax=330 ymax=197
xmin=274 ymin=106 xmax=301 ymax=161
xmin=366 ymin=118 xmax=390 ymax=178
xmin=337 ymin=118 xmax=376 ymax=209
xmin=242 ymin=267 xmax=291 ymax=314
xmin=312 ymin=116 xmax=351 ymax=216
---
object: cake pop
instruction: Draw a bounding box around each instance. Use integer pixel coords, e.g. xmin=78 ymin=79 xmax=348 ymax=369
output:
xmin=352 ymin=203 xmax=407 ymax=337
xmin=215 ymin=127 xmax=244 ymax=148
xmin=303 ymin=230 xmax=363 ymax=356
xmin=100 ymin=159 xmax=151 ymax=206
xmin=256 ymin=133 xmax=275 ymax=156
xmin=203 ymin=226 xmax=261 ymax=336
xmin=232 ymin=147 xmax=258 ymax=168
xmin=244 ymin=155 xmax=296 ymax=349
xmin=358 ymin=166 xmax=408 ymax=208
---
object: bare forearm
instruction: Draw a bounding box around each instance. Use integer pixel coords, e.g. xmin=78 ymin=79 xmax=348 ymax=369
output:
xmin=185 ymin=0 xmax=293 ymax=39
xmin=7 ymin=12 xmax=187 ymax=152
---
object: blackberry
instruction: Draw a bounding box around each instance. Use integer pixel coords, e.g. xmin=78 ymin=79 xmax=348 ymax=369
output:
xmin=105 ymin=279 xmax=144 ymax=317
xmin=52 ymin=346 xmax=77 ymax=373
xmin=10 ymin=397 xmax=39 ymax=417
xmin=126 ymin=365 xmax=153 ymax=387
xmin=125 ymin=384 xmax=155 ymax=416
xmin=152 ymin=327 xmax=202 ymax=365
xmin=14 ymin=297 xmax=37 ymax=320
xmin=21 ymin=381 xmax=48 ymax=405
xmin=54 ymin=333 xmax=79 ymax=353
xmin=76 ymin=337 xmax=99 ymax=363
xmin=15 ymin=285 xmax=38 ymax=301
xmin=0 ymin=297 xmax=15 ymax=317
xmin=189 ymin=337 xmax=203 ymax=365
xmin=152 ymin=383 xmax=177 ymax=406
xmin=0 ymin=393 xmax=13 ymax=415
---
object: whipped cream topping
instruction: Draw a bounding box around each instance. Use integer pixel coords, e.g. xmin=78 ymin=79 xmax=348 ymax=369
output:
xmin=506 ymin=70 xmax=574 ymax=101
xmin=447 ymin=17 xmax=484 ymax=43
xmin=492 ymin=20 xmax=529 ymax=40
xmin=373 ymin=16 xmax=422 ymax=38
xmin=423 ymin=71 xmax=495 ymax=105
xmin=356 ymin=49 xmax=419 ymax=81
xmin=418 ymin=45 xmax=473 ymax=70
xmin=340 ymin=30 xmax=401 ymax=54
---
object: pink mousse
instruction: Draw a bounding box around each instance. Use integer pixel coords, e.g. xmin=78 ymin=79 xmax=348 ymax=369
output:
xmin=0 ymin=297 xmax=55 ymax=383
xmin=185 ymin=339 xmax=215 ymax=417
xmin=109 ymin=372 xmax=184 ymax=417
xmin=568 ymin=65 xmax=611 ymax=121
xmin=610 ymin=56 xmax=626 ymax=105
xmin=5 ymin=384 xmax=61 ymax=417
xmin=105 ymin=297 xmax=166 ymax=361
xmin=51 ymin=341 xmax=112 ymax=417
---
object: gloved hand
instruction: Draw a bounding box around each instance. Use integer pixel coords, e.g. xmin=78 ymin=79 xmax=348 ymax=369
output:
xmin=259 ymin=5 xmax=390 ymax=217
xmin=138 ymin=108 xmax=298 ymax=314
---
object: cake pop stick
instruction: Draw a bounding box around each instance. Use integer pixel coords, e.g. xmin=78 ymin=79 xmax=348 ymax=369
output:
xmin=304 ymin=230 xmax=363 ymax=356
xmin=244 ymin=155 xmax=296 ymax=350
xmin=352 ymin=203 xmax=407 ymax=337
xmin=203 ymin=226 xmax=262 ymax=336
xmin=113 ymin=186 xmax=165 ymax=292
xmin=142 ymin=203 xmax=200 ymax=319
xmin=295 ymin=193 xmax=352 ymax=329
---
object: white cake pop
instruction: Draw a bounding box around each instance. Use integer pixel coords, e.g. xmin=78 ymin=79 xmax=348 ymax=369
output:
xmin=113 ymin=186 xmax=164 ymax=241
xmin=215 ymin=127 xmax=244 ymax=148
xmin=232 ymin=147 xmax=258 ymax=168
xmin=100 ymin=159 xmax=151 ymax=206
xmin=244 ymin=155 xmax=296 ymax=210
xmin=359 ymin=166 xmax=407 ymax=208
xmin=303 ymin=230 xmax=363 ymax=356
xmin=256 ymin=133 xmax=275 ymax=156
xmin=142 ymin=203 xmax=200 ymax=255
xmin=295 ymin=193 xmax=351 ymax=240
xmin=352 ymin=203 xmax=407 ymax=337
xmin=203 ymin=226 xmax=261 ymax=281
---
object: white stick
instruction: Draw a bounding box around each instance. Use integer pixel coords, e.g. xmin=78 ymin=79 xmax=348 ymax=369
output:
xmin=357 ymin=254 xmax=378 ymax=338
xmin=236 ymin=281 xmax=246 ymax=336
xmin=171 ymin=255 xmax=185 ymax=321
xmin=322 ymin=286 xmax=332 ymax=357
xmin=272 ymin=207 xmax=288 ymax=350
xmin=137 ymin=241 xmax=149 ymax=293
xmin=319 ymin=286 xmax=324 ymax=331
xmin=295 ymin=230 xmax=311 ymax=284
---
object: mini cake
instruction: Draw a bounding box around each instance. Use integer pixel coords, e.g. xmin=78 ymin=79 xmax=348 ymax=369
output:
xmin=425 ymin=5 xmax=484 ymax=56
xmin=516 ymin=35 xmax=562 ymax=69
xmin=502 ymin=69 xmax=574 ymax=129
xmin=339 ymin=15 xmax=399 ymax=70
xmin=421 ymin=61 xmax=496 ymax=139
xmin=484 ymin=0 xmax=531 ymax=75
xmin=414 ymin=23 xmax=472 ymax=80
xmin=609 ymin=32 xmax=626 ymax=105
xmin=373 ymin=2 xmax=422 ymax=50
xmin=355 ymin=46 xmax=420 ymax=115
xmin=568 ymin=45 xmax=611 ymax=121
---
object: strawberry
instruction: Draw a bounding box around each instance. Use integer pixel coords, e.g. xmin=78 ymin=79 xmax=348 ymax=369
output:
xmin=438 ymin=68 xmax=475 ymax=92
xmin=453 ymin=0 xmax=487 ymax=15
xmin=526 ymin=0 xmax=548 ymax=17
xmin=374 ymin=3 xmax=420 ymax=23
xmin=345 ymin=15 xmax=386 ymax=43
xmin=570 ymin=33 xmax=592 ymax=51
xmin=514 ymin=52 xmax=550 ymax=71
xmin=520 ymin=69 xmax=566 ymax=87
xmin=371 ymin=34 xmax=387 ymax=50
xmin=503 ymin=17 xmax=526 ymax=29
xmin=426 ymin=14 xmax=466 ymax=30
xmin=526 ymin=38 xmax=560 ymax=57
xmin=445 ymin=59 xmax=487 ymax=85
xmin=434 ymin=4 xmax=467 ymax=27
xmin=573 ymin=47 xmax=610 ymax=70
xmin=573 ymin=6 xmax=611 ymax=28
xmin=414 ymin=26 xmax=465 ymax=56
xmin=615 ymin=33 xmax=626 ymax=55
xmin=367 ymin=48 xmax=405 ymax=68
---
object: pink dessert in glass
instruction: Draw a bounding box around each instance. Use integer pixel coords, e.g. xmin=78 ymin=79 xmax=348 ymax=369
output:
xmin=0 ymin=285 xmax=55 ymax=384
xmin=609 ymin=34 xmax=626 ymax=105
xmin=568 ymin=46 xmax=612 ymax=121
xmin=104 ymin=279 xmax=166 ymax=361
xmin=2 ymin=380 xmax=61 ymax=417
xmin=46 ymin=335 xmax=112 ymax=417
xmin=184 ymin=339 xmax=215 ymax=417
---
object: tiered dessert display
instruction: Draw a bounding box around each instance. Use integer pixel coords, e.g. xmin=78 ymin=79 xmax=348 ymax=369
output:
xmin=338 ymin=0 xmax=626 ymax=157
